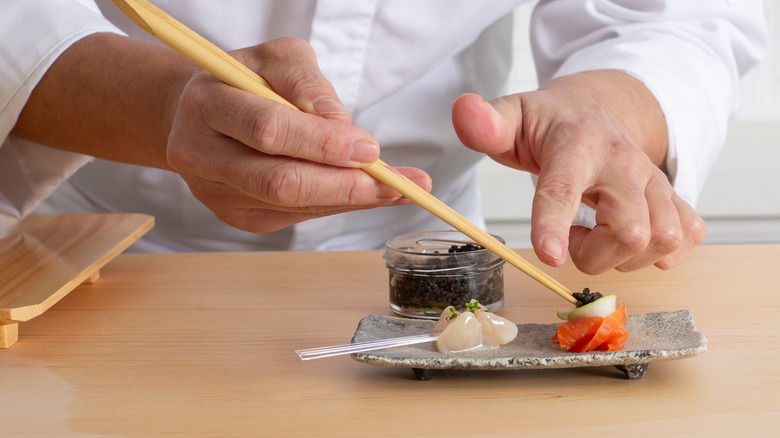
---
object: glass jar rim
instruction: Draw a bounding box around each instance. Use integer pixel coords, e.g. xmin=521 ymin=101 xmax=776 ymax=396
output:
xmin=384 ymin=230 xmax=504 ymax=255
xmin=384 ymin=230 xmax=505 ymax=273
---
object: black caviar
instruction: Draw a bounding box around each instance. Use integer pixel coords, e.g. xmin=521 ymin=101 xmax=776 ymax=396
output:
xmin=448 ymin=243 xmax=483 ymax=253
xmin=388 ymin=264 xmax=503 ymax=312
xmin=432 ymin=243 xmax=485 ymax=254
xmin=572 ymin=287 xmax=603 ymax=307
xmin=385 ymin=233 xmax=505 ymax=319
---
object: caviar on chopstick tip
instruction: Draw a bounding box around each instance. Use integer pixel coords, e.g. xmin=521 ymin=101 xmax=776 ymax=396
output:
xmin=572 ymin=287 xmax=603 ymax=307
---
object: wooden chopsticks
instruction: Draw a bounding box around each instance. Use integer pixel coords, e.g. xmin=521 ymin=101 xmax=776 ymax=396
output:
xmin=109 ymin=0 xmax=577 ymax=304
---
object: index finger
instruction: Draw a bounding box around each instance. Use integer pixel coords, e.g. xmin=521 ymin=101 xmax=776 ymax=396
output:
xmin=182 ymin=73 xmax=380 ymax=168
xmin=530 ymin=144 xmax=590 ymax=267
xmin=234 ymin=38 xmax=351 ymax=121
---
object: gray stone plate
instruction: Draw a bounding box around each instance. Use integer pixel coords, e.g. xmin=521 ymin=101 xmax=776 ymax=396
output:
xmin=350 ymin=310 xmax=706 ymax=379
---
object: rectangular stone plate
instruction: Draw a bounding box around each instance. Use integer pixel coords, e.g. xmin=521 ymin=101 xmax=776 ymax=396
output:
xmin=350 ymin=310 xmax=706 ymax=379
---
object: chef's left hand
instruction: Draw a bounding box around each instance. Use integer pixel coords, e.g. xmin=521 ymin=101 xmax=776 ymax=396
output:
xmin=451 ymin=70 xmax=707 ymax=274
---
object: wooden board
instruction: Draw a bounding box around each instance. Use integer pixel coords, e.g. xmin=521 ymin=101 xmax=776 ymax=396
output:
xmin=0 ymin=214 xmax=154 ymax=347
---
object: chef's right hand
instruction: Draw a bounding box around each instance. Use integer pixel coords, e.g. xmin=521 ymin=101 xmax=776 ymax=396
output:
xmin=166 ymin=37 xmax=431 ymax=232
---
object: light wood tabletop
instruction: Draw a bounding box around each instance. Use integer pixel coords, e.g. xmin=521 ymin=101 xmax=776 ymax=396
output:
xmin=1 ymin=244 xmax=778 ymax=436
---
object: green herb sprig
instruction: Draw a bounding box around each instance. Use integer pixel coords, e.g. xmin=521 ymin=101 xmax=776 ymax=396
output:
xmin=446 ymin=307 xmax=458 ymax=321
xmin=464 ymin=300 xmax=489 ymax=313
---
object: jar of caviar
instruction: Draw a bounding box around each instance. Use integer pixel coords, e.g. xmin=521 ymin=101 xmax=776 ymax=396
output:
xmin=384 ymin=230 xmax=505 ymax=319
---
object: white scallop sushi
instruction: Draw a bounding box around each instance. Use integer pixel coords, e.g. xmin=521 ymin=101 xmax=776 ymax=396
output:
xmin=434 ymin=309 xmax=483 ymax=353
xmin=433 ymin=300 xmax=517 ymax=353
xmin=474 ymin=309 xmax=518 ymax=347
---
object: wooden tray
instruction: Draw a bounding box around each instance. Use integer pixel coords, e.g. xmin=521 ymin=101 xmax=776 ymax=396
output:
xmin=0 ymin=213 xmax=154 ymax=348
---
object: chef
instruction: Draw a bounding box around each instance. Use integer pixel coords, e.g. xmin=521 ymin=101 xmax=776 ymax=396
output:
xmin=0 ymin=0 xmax=767 ymax=274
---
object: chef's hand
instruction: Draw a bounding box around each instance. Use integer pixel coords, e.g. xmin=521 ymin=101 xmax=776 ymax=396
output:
xmin=452 ymin=70 xmax=707 ymax=274
xmin=167 ymin=37 xmax=431 ymax=232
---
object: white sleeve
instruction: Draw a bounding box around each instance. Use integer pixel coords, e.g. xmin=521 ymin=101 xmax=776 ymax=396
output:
xmin=529 ymin=0 xmax=768 ymax=208
xmin=0 ymin=0 xmax=124 ymax=218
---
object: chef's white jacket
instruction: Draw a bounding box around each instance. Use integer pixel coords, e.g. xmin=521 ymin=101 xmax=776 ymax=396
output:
xmin=0 ymin=0 xmax=767 ymax=252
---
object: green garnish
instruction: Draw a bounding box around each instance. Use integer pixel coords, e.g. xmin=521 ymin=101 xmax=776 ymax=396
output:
xmin=446 ymin=301 xmax=491 ymax=321
xmin=446 ymin=307 xmax=458 ymax=321
xmin=465 ymin=300 xmax=488 ymax=313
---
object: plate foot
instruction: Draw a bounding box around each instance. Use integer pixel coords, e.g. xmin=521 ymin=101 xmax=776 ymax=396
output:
xmin=615 ymin=363 xmax=650 ymax=379
xmin=412 ymin=368 xmax=437 ymax=380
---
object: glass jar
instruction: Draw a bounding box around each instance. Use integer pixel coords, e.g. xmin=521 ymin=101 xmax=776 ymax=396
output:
xmin=384 ymin=230 xmax=505 ymax=319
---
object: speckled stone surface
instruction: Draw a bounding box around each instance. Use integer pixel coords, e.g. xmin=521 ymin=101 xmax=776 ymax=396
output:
xmin=351 ymin=310 xmax=706 ymax=378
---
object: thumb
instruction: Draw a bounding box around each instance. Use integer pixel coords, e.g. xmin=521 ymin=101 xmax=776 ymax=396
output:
xmin=451 ymin=93 xmax=517 ymax=156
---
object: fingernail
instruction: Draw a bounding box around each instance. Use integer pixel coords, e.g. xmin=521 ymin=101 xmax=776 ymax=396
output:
xmin=350 ymin=140 xmax=379 ymax=163
xmin=313 ymin=97 xmax=348 ymax=117
xmin=543 ymin=236 xmax=565 ymax=261
xmin=409 ymin=173 xmax=432 ymax=192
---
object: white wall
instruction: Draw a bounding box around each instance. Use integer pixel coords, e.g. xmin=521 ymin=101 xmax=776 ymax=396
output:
xmin=480 ymin=1 xmax=780 ymax=248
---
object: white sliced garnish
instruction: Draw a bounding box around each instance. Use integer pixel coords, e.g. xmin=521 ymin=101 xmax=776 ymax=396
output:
xmin=557 ymin=294 xmax=617 ymax=321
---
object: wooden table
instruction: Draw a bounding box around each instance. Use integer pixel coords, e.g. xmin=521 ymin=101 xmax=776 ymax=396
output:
xmin=1 ymin=245 xmax=778 ymax=436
